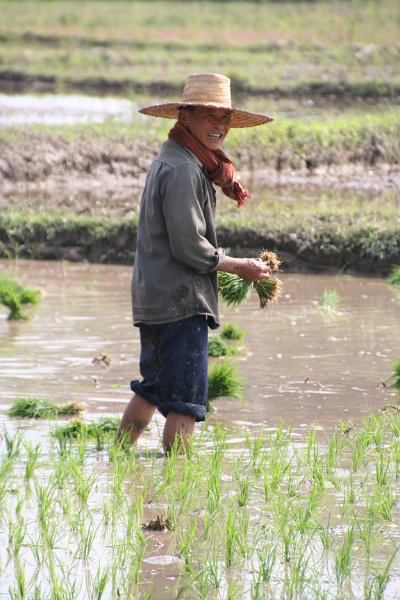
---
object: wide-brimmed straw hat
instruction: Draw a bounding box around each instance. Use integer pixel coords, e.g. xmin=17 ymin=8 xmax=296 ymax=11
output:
xmin=138 ymin=73 xmax=273 ymax=128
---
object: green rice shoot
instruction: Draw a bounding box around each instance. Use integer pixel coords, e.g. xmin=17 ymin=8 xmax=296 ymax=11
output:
xmin=389 ymin=362 xmax=400 ymax=389
xmin=221 ymin=323 xmax=244 ymax=341
xmin=0 ymin=275 xmax=41 ymax=320
xmin=208 ymin=334 xmax=238 ymax=357
xmin=318 ymin=289 xmax=341 ymax=311
xmin=51 ymin=416 xmax=121 ymax=439
xmin=8 ymin=396 xmax=84 ymax=419
xmin=387 ymin=265 xmax=400 ymax=285
xmin=207 ymin=361 xmax=245 ymax=411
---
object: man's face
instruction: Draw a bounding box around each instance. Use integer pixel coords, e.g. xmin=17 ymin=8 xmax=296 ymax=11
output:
xmin=180 ymin=107 xmax=232 ymax=151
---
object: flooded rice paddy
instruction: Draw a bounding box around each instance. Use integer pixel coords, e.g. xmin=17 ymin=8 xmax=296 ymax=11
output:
xmin=0 ymin=259 xmax=398 ymax=433
xmin=1 ymin=259 xmax=400 ymax=599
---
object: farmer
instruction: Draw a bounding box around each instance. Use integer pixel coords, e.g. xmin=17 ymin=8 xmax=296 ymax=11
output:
xmin=117 ymin=73 xmax=273 ymax=452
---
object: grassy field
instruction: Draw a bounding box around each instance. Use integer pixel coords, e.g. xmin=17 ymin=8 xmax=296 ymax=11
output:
xmin=1 ymin=0 xmax=399 ymax=100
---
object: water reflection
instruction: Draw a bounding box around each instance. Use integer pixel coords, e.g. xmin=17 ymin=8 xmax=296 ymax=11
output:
xmin=0 ymin=93 xmax=136 ymax=126
xmin=1 ymin=259 xmax=399 ymax=437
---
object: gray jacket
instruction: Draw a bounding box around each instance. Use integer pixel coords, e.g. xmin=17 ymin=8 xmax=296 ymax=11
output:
xmin=131 ymin=140 xmax=225 ymax=329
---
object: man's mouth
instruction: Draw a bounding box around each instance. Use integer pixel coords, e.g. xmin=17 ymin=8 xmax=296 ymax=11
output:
xmin=208 ymin=133 xmax=222 ymax=140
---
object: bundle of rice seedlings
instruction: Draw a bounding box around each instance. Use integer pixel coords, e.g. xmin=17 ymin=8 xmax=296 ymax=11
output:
xmin=385 ymin=361 xmax=400 ymax=389
xmin=208 ymin=334 xmax=238 ymax=357
xmin=221 ymin=323 xmax=244 ymax=341
xmin=387 ymin=265 xmax=400 ymax=285
xmin=318 ymin=290 xmax=341 ymax=311
xmin=51 ymin=416 xmax=121 ymax=440
xmin=218 ymin=250 xmax=283 ymax=310
xmin=8 ymin=396 xmax=84 ymax=419
xmin=0 ymin=275 xmax=41 ymax=320
xmin=207 ymin=360 xmax=245 ymax=411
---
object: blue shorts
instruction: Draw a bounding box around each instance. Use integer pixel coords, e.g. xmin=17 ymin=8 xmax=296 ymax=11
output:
xmin=130 ymin=315 xmax=208 ymax=422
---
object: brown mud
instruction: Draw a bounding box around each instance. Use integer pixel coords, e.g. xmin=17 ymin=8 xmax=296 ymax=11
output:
xmin=1 ymin=134 xmax=399 ymax=275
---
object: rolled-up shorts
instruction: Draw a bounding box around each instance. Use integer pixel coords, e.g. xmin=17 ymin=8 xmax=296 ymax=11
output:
xmin=130 ymin=315 xmax=208 ymax=422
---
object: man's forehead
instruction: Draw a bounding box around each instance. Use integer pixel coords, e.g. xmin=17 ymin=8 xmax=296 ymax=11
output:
xmin=194 ymin=106 xmax=232 ymax=118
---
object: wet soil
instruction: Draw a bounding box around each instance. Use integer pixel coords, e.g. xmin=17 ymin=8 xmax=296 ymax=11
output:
xmin=0 ymin=259 xmax=399 ymax=436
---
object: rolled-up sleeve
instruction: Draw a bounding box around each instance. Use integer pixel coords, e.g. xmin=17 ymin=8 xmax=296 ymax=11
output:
xmin=162 ymin=163 xmax=223 ymax=274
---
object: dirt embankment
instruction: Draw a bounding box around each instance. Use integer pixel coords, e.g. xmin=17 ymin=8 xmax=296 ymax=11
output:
xmin=1 ymin=135 xmax=399 ymax=275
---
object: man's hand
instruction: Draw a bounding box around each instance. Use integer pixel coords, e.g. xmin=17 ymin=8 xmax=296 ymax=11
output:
xmin=217 ymin=256 xmax=271 ymax=283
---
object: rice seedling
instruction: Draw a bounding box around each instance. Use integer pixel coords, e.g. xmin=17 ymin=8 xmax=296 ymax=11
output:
xmin=221 ymin=323 xmax=243 ymax=341
xmin=8 ymin=396 xmax=84 ymax=419
xmin=0 ymin=274 xmax=41 ymax=320
xmin=387 ymin=264 xmax=400 ymax=285
xmin=383 ymin=361 xmax=400 ymax=389
xmin=3 ymin=429 xmax=22 ymax=459
xmin=318 ymin=289 xmax=341 ymax=311
xmin=89 ymin=564 xmax=110 ymax=600
xmin=179 ymin=519 xmax=197 ymax=576
xmin=8 ymin=563 xmax=26 ymax=600
xmin=208 ymin=334 xmax=238 ymax=357
xmin=51 ymin=416 xmax=120 ymax=440
xmin=207 ymin=360 xmax=245 ymax=411
xmin=218 ymin=250 xmax=283 ymax=310
xmin=23 ymin=440 xmax=42 ymax=481
xmin=334 ymin=523 xmax=355 ymax=587
xmin=8 ymin=517 xmax=26 ymax=558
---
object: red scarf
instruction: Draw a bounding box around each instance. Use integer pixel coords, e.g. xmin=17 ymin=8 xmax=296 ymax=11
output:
xmin=168 ymin=122 xmax=250 ymax=208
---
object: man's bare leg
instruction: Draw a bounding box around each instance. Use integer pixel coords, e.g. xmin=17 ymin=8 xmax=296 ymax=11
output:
xmin=163 ymin=412 xmax=195 ymax=453
xmin=117 ymin=393 xmax=156 ymax=445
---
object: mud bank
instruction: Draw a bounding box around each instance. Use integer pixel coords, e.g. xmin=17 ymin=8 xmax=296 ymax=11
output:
xmin=1 ymin=212 xmax=399 ymax=276
xmin=2 ymin=68 xmax=400 ymax=101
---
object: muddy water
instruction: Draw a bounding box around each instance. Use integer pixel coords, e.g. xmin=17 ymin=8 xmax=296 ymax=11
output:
xmin=0 ymin=93 xmax=135 ymax=127
xmin=1 ymin=259 xmax=399 ymax=439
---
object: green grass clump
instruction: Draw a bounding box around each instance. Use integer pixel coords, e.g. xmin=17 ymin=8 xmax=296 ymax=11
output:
xmin=51 ymin=416 xmax=120 ymax=440
xmin=387 ymin=265 xmax=400 ymax=285
xmin=221 ymin=323 xmax=244 ymax=341
xmin=8 ymin=397 xmax=84 ymax=418
xmin=318 ymin=290 xmax=341 ymax=311
xmin=207 ymin=361 xmax=245 ymax=412
xmin=0 ymin=275 xmax=41 ymax=320
xmin=208 ymin=334 xmax=235 ymax=358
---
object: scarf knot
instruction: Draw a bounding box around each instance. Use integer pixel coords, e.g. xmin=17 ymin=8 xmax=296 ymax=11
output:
xmin=168 ymin=122 xmax=250 ymax=208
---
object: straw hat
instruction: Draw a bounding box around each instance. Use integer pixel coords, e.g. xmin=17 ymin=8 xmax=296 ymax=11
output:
xmin=139 ymin=73 xmax=273 ymax=128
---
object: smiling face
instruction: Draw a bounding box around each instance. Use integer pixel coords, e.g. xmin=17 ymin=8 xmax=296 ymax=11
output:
xmin=178 ymin=106 xmax=232 ymax=150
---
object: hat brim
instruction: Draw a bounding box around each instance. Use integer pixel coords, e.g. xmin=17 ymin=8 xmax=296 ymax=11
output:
xmin=138 ymin=102 xmax=273 ymax=128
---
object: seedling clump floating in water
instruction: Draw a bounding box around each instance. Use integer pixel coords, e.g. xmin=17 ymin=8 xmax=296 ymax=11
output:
xmin=207 ymin=360 xmax=245 ymax=411
xmin=218 ymin=250 xmax=283 ymax=309
xmin=0 ymin=275 xmax=41 ymax=320
xmin=51 ymin=416 xmax=121 ymax=439
xmin=8 ymin=396 xmax=84 ymax=418
xmin=221 ymin=323 xmax=244 ymax=341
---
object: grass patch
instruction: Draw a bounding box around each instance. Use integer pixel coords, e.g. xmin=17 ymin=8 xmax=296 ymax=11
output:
xmin=8 ymin=397 xmax=84 ymax=419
